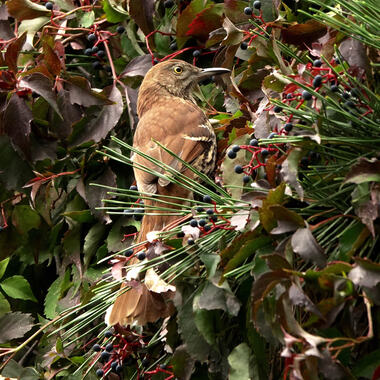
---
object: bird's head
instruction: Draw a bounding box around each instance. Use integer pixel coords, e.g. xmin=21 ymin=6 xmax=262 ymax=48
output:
xmin=140 ymin=59 xmax=230 ymax=99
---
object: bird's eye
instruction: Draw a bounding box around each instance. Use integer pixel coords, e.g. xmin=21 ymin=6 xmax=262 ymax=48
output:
xmin=173 ymin=66 xmax=183 ymax=74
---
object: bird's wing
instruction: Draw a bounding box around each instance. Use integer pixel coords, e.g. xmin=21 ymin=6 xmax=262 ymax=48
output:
xmin=132 ymin=99 xmax=215 ymax=193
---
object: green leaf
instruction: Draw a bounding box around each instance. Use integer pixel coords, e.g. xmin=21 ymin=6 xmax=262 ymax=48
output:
xmin=352 ymin=349 xmax=380 ymax=378
xmin=1 ymin=359 xmax=39 ymax=379
xmin=103 ymin=0 xmax=127 ymax=23
xmin=12 ymin=205 xmax=41 ymax=234
xmin=0 ymin=293 xmax=11 ymax=316
xmin=223 ymin=236 xmax=272 ymax=276
xmin=0 ymin=257 xmax=10 ymax=280
xmin=83 ymin=223 xmax=107 ymax=266
xmin=193 ymin=308 xmax=216 ymax=346
xmin=0 ymin=312 xmax=35 ymax=343
xmin=79 ymin=10 xmax=95 ymax=27
xmin=0 ymin=275 xmax=37 ymax=302
xmin=228 ymin=343 xmax=251 ymax=380
xmin=44 ymin=269 xmax=71 ymax=319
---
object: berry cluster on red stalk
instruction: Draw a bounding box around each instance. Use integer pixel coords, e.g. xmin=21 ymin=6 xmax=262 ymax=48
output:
xmin=270 ymin=57 xmax=373 ymax=135
xmin=89 ymin=328 xmax=146 ymax=378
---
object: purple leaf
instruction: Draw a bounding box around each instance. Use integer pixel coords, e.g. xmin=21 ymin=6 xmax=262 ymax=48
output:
xmin=345 ymin=157 xmax=380 ymax=184
xmin=128 ymin=0 xmax=154 ymax=36
xmin=288 ymin=283 xmax=324 ymax=319
xmin=71 ymin=84 xmax=123 ymax=145
xmin=281 ymin=148 xmax=304 ymax=200
xmin=4 ymin=93 xmax=32 ymax=157
xmin=291 ymin=227 xmax=326 ymax=268
xmin=0 ymin=312 xmax=34 ymax=343
xmin=19 ymin=73 xmax=62 ymax=118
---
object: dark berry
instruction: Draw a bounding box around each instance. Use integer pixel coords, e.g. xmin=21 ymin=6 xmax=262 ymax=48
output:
xmin=234 ymin=165 xmax=243 ymax=174
xmin=91 ymin=46 xmax=99 ymax=53
xmin=93 ymin=344 xmax=101 ymax=352
xmin=142 ymin=357 xmax=149 ymax=366
xmin=253 ymin=0 xmax=261 ymax=9
xmin=111 ymin=361 xmax=118 ymax=371
xmin=249 ymin=139 xmax=259 ymax=147
xmin=105 ymin=330 xmax=113 ymax=338
xmin=198 ymin=219 xmax=206 ymax=227
xmin=105 ymin=65 xmax=112 ymax=73
xmin=87 ymin=33 xmax=96 ymax=43
xmin=313 ymin=59 xmax=322 ymax=67
xmin=105 ymin=343 xmax=114 ymax=352
xmin=286 ymin=93 xmax=293 ymax=99
xmin=134 ymin=212 xmax=144 ymax=221
xmin=84 ymin=48 xmax=92 ymax=56
xmin=206 ymin=209 xmax=214 ymax=215
xmin=130 ymin=185 xmax=138 ymax=191
xmin=231 ymin=145 xmax=240 ymax=152
xmin=302 ymin=90 xmax=312 ymax=100
xmin=240 ymin=41 xmax=248 ymax=50
xmin=268 ymin=132 xmax=277 ymax=139
xmin=188 ymin=238 xmax=195 ymax=245
xmin=153 ymin=58 xmax=159 ymax=65
xmin=45 ymin=2 xmax=53 ymax=10
xmin=177 ymin=231 xmax=185 ymax=238
xmin=92 ymin=61 xmax=102 ymax=70
xmin=209 ymin=215 xmax=218 ymax=222
xmin=331 ymin=84 xmax=339 ymax=92
xmin=227 ymin=150 xmax=237 ymax=159
xmin=300 ymin=157 xmax=309 ymax=167
xmin=137 ymin=252 xmax=146 ymax=261
xmin=244 ymin=6 xmax=253 ymax=15
xmin=204 ymin=225 xmax=212 ymax=232
xmin=203 ymin=195 xmax=212 ymax=203
xmin=97 ymin=50 xmax=105 ymax=58
xmin=96 ymin=369 xmax=104 ymax=377
xmin=116 ymin=364 xmax=123 ymax=373
xmin=261 ymin=149 xmax=269 ymax=157
xmin=274 ymin=105 xmax=283 ymax=113
xmin=190 ymin=219 xmax=198 ymax=227
xmin=100 ymin=351 xmax=110 ymax=361
xmin=312 ymin=75 xmax=322 ymax=88
xmin=159 ymin=364 xmax=167 ymax=370
xmin=284 ymin=123 xmax=293 ymax=132
xmin=164 ymin=0 xmax=174 ymax=8
xmin=243 ymin=175 xmax=251 ymax=184
xmin=192 ymin=50 xmax=201 ymax=58
xmin=169 ymin=41 xmax=177 ymax=50
xmin=342 ymin=92 xmax=350 ymax=99
xmin=116 ymin=25 xmax=125 ymax=34
xmin=196 ymin=207 xmax=204 ymax=213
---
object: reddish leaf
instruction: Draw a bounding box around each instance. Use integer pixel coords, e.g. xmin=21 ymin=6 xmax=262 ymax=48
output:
xmin=71 ymin=84 xmax=123 ymax=145
xmin=120 ymin=54 xmax=152 ymax=88
xmin=345 ymin=157 xmax=380 ymax=184
xmin=281 ymin=20 xmax=327 ymax=47
xmin=0 ymin=19 xmax=15 ymax=40
xmin=4 ymin=32 xmax=26 ymax=73
xmin=339 ymin=37 xmax=370 ymax=78
xmin=288 ymin=283 xmax=324 ymax=319
xmin=185 ymin=5 xmax=223 ymax=42
xmin=64 ymin=76 xmax=114 ymax=107
xmin=128 ymin=0 xmax=154 ymax=36
xmin=280 ymin=148 xmax=304 ymax=200
xmin=4 ymin=93 xmax=32 ymax=156
xmin=19 ymin=73 xmax=62 ymax=118
xmin=269 ymin=205 xmax=305 ymax=234
xmin=6 ymin=0 xmax=50 ymax=20
xmin=42 ymin=41 xmax=62 ymax=76
xmin=291 ymin=227 xmax=326 ymax=268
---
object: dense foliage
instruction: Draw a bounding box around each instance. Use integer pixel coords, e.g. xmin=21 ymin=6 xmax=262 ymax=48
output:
xmin=0 ymin=0 xmax=379 ymax=379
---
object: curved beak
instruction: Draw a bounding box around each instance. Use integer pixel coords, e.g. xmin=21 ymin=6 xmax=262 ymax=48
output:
xmin=197 ymin=67 xmax=230 ymax=80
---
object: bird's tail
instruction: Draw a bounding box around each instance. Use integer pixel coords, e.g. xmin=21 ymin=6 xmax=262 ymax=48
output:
xmin=108 ymin=183 xmax=191 ymax=327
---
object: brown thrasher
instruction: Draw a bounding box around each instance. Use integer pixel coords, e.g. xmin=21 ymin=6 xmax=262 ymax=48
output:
xmin=107 ymin=59 xmax=230 ymax=327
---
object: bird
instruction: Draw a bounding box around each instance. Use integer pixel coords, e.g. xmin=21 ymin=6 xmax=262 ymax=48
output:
xmin=107 ymin=59 xmax=230 ymax=327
